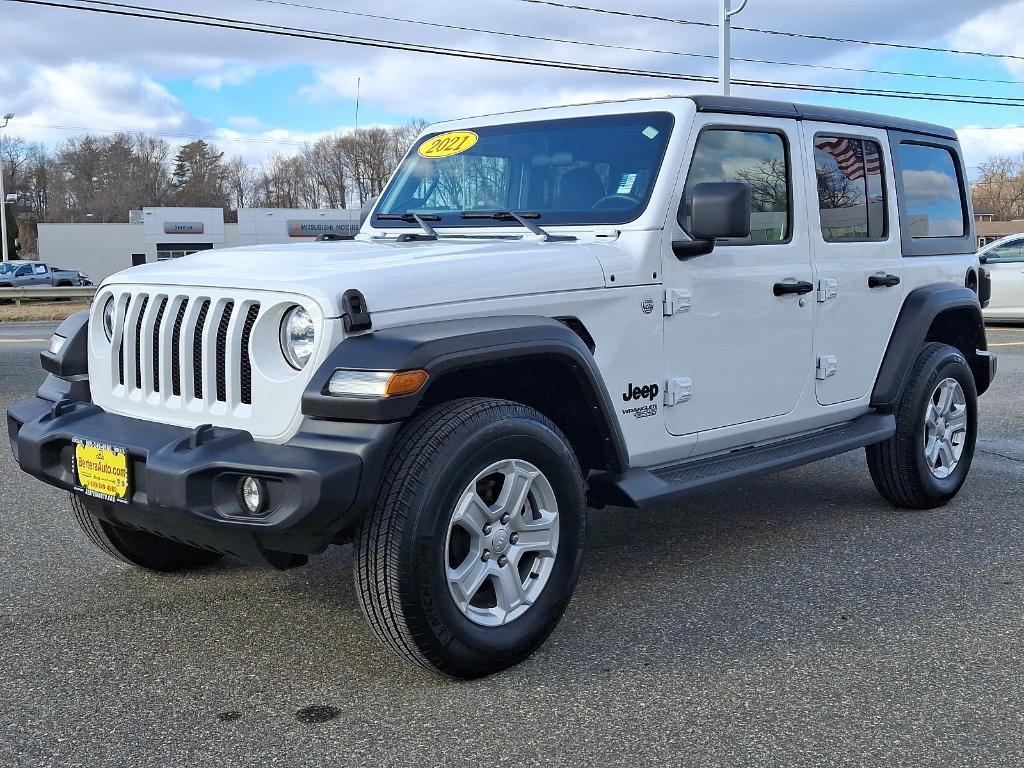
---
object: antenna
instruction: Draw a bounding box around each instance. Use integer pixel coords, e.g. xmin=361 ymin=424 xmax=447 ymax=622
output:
xmin=354 ymin=76 xmax=361 ymax=131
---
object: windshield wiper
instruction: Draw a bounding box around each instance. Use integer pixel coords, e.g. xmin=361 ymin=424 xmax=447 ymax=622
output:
xmin=460 ymin=211 xmax=575 ymax=242
xmin=376 ymin=213 xmax=440 ymax=241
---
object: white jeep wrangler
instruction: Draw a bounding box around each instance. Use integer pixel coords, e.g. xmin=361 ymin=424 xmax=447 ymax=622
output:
xmin=10 ymin=95 xmax=997 ymax=678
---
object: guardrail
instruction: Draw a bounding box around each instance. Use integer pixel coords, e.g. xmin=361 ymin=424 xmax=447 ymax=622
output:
xmin=0 ymin=286 xmax=97 ymax=306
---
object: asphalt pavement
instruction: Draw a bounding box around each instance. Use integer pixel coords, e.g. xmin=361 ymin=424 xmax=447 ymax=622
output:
xmin=2 ymin=321 xmax=1023 ymax=767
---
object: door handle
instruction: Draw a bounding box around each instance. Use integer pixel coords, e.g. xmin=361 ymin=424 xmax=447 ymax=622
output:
xmin=773 ymin=280 xmax=814 ymax=296
xmin=868 ymin=273 xmax=901 ymax=288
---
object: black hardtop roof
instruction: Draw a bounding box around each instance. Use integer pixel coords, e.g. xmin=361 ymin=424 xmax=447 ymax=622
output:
xmin=689 ymin=95 xmax=957 ymax=140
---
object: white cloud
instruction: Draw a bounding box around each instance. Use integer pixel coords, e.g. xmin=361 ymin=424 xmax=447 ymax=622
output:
xmin=3 ymin=62 xmax=211 ymax=146
xmin=227 ymin=115 xmax=267 ymax=131
xmin=195 ymin=65 xmax=259 ymax=90
xmin=957 ymin=125 xmax=1024 ymax=172
xmin=950 ymin=1 xmax=1024 ymax=79
xmin=1 ymin=0 xmax=1020 ymax=167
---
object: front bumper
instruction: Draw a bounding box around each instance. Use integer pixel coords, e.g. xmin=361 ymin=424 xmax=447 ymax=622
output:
xmin=7 ymin=396 xmax=396 ymax=567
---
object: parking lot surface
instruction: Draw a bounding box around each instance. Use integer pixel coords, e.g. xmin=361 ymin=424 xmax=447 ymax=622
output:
xmin=2 ymin=322 xmax=1024 ymax=767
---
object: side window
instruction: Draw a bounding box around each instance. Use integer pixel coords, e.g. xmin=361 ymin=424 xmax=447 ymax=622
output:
xmin=814 ymin=136 xmax=886 ymax=241
xmin=897 ymin=143 xmax=966 ymax=238
xmin=682 ymin=129 xmax=790 ymax=243
xmin=33 ymin=264 xmax=48 ymax=275
xmin=15 ymin=266 xmax=31 ymax=277
xmin=984 ymin=240 xmax=1024 ymax=263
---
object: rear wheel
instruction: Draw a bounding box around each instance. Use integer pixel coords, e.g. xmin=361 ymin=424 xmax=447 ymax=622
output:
xmin=71 ymin=494 xmax=223 ymax=572
xmin=867 ymin=342 xmax=977 ymax=509
xmin=354 ymin=397 xmax=586 ymax=678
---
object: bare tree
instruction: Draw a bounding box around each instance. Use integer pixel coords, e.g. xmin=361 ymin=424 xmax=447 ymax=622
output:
xmin=972 ymin=155 xmax=1024 ymax=220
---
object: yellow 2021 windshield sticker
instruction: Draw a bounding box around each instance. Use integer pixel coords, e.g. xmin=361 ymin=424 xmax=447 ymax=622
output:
xmin=418 ymin=130 xmax=479 ymax=159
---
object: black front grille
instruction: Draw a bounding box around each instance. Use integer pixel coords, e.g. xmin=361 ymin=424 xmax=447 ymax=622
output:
xmin=151 ymin=298 xmax=168 ymax=392
xmin=170 ymin=298 xmax=188 ymax=397
xmin=133 ymin=296 xmax=150 ymax=390
xmin=239 ymin=304 xmax=260 ymax=406
xmin=193 ymin=300 xmax=211 ymax=399
xmin=118 ymin=298 xmax=130 ymax=385
xmin=215 ymin=302 xmax=235 ymax=403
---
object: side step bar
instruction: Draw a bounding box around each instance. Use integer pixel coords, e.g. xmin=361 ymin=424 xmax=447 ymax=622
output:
xmin=588 ymin=412 xmax=895 ymax=508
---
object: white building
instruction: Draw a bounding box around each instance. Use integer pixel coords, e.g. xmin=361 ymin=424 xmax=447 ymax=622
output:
xmin=37 ymin=207 xmax=361 ymax=282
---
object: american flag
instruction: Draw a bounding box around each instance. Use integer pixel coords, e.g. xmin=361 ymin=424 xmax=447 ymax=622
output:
xmin=816 ymin=137 xmax=881 ymax=181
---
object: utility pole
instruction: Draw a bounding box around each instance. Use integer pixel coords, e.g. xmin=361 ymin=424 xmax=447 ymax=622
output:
xmin=0 ymin=113 xmax=13 ymax=262
xmin=719 ymin=0 xmax=749 ymax=96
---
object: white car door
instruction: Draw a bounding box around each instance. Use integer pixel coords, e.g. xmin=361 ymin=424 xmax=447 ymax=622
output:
xmin=662 ymin=117 xmax=814 ymax=437
xmin=982 ymin=239 xmax=1024 ymax=321
xmin=800 ymin=122 xmax=906 ymax=405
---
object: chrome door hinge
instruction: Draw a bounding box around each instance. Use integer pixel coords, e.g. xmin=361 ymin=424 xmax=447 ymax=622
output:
xmin=816 ymin=355 xmax=839 ymax=381
xmin=817 ymin=278 xmax=839 ymax=303
xmin=664 ymin=377 xmax=693 ymax=406
xmin=663 ymin=289 xmax=692 ymax=316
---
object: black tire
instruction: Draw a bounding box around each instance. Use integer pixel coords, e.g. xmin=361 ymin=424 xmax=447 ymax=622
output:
xmin=867 ymin=342 xmax=978 ymax=509
xmin=354 ymin=397 xmax=586 ymax=679
xmin=71 ymin=494 xmax=223 ymax=572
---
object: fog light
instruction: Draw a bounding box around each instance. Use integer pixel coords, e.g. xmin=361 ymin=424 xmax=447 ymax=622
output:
xmin=240 ymin=476 xmax=266 ymax=515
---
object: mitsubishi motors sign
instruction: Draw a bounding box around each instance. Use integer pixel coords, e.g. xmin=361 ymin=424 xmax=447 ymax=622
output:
xmin=287 ymin=220 xmax=359 ymax=238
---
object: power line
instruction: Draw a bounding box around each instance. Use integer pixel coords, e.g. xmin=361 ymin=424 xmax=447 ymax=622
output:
xmin=245 ymin=0 xmax=1024 ymax=88
xmin=8 ymin=0 xmax=1024 ymax=109
xmin=517 ymin=0 xmax=1024 ymax=63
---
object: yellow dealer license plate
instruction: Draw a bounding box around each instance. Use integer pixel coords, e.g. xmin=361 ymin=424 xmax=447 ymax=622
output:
xmin=74 ymin=439 xmax=131 ymax=502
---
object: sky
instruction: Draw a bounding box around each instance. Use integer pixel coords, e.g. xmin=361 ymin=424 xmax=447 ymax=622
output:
xmin=3 ymin=0 xmax=1024 ymax=174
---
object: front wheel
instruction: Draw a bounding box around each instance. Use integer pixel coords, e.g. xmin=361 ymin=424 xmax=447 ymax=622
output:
xmin=867 ymin=342 xmax=978 ymax=509
xmin=354 ymin=398 xmax=586 ymax=678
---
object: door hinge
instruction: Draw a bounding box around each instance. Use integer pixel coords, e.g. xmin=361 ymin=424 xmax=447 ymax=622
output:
xmin=816 ymin=355 xmax=839 ymax=381
xmin=663 ymin=289 xmax=692 ymax=316
xmin=664 ymin=377 xmax=693 ymax=406
xmin=817 ymin=278 xmax=839 ymax=303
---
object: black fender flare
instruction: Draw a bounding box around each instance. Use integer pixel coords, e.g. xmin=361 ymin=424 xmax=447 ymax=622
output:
xmin=871 ymin=283 xmax=993 ymax=408
xmin=302 ymin=315 xmax=628 ymax=472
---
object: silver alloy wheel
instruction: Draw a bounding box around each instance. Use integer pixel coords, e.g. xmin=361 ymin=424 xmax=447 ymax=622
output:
xmin=923 ymin=377 xmax=968 ymax=479
xmin=444 ymin=459 xmax=560 ymax=627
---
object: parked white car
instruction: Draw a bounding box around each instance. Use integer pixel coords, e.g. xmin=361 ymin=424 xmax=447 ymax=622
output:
xmin=979 ymin=234 xmax=1024 ymax=323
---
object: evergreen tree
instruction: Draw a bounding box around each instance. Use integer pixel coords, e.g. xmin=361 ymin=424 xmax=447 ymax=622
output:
xmin=171 ymin=140 xmax=227 ymax=208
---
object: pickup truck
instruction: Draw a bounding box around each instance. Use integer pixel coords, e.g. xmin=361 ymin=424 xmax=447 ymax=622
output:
xmin=0 ymin=260 xmax=91 ymax=287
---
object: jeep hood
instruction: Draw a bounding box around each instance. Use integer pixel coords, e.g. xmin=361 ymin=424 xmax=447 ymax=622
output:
xmin=103 ymin=238 xmax=608 ymax=316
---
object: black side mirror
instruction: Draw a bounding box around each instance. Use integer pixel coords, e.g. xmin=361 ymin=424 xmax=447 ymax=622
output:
xmin=978 ymin=253 xmax=988 ymax=264
xmin=672 ymin=181 xmax=751 ymax=260
xmin=689 ymin=182 xmax=752 ymax=240
xmin=360 ymin=196 xmax=379 ymax=227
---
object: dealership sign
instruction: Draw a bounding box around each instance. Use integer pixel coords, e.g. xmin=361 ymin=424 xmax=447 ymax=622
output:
xmin=287 ymin=220 xmax=360 ymax=238
xmin=162 ymin=222 xmax=205 ymax=234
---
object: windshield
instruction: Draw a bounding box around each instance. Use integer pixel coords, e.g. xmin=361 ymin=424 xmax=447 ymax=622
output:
xmin=0 ymin=263 xmax=16 ymax=275
xmin=375 ymin=112 xmax=674 ymax=229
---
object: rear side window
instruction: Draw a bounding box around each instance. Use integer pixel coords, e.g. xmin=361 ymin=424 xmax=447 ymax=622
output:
xmin=683 ymin=129 xmax=790 ymax=243
xmin=896 ymin=143 xmax=966 ymax=238
xmin=814 ymin=136 xmax=886 ymax=241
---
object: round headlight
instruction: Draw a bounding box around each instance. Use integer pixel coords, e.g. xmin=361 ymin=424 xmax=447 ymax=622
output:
xmin=102 ymin=297 xmax=116 ymax=341
xmin=280 ymin=305 xmax=315 ymax=370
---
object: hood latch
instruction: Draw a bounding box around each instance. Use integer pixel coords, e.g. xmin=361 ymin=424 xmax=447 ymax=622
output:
xmin=342 ymin=289 xmax=373 ymax=333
